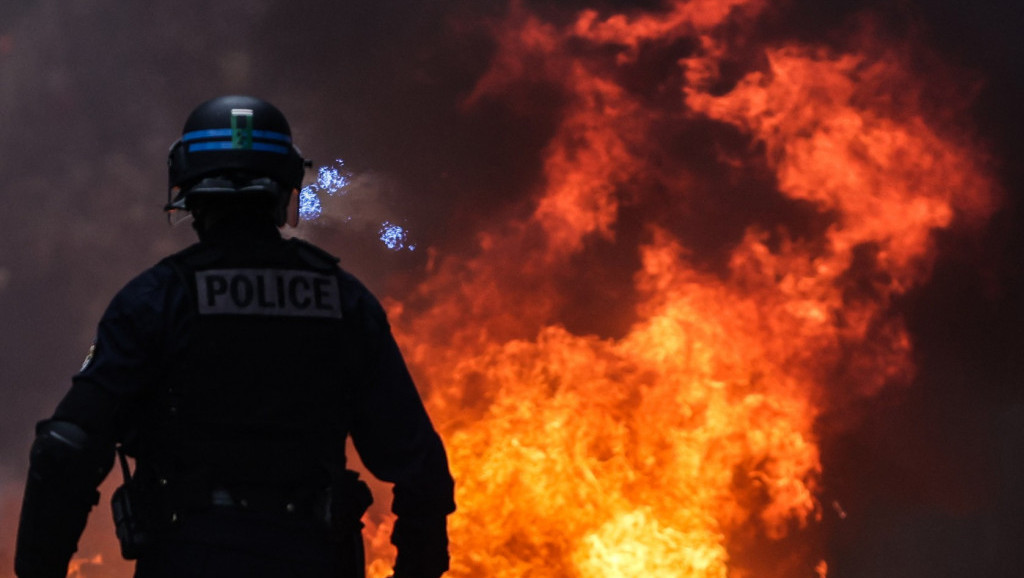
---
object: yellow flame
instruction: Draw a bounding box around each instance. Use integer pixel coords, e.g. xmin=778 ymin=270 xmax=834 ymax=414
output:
xmin=374 ymin=1 xmax=998 ymax=576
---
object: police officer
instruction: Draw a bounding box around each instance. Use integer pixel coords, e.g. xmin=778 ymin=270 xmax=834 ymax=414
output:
xmin=14 ymin=95 xmax=456 ymax=578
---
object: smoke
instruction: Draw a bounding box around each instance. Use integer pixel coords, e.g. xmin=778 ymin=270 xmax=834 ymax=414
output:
xmin=0 ymin=0 xmax=1022 ymax=575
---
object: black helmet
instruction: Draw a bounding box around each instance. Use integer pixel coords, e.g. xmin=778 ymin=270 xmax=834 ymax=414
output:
xmin=166 ymin=95 xmax=308 ymax=222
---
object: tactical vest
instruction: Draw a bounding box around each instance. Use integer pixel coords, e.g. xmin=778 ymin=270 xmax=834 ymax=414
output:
xmin=133 ymin=236 xmax=366 ymax=520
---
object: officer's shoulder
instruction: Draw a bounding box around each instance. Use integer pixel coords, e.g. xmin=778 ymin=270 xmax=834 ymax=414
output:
xmin=161 ymin=242 xmax=224 ymax=269
xmin=105 ymin=257 xmax=182 ymax=315
xmin=286 ymin=241 xmax=390 ymax=325
xmin=286 ymin=237 xmax=340 ymax=272
xmin=282 ymin=238 xmax=374 ymax=295
xmin=340 ymin=272 xmax=391 ymax=330
xmin=123 ymin=242 xmax=220 ymax=298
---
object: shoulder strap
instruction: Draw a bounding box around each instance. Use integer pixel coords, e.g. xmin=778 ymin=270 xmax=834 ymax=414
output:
xmin=163 ymin=256 xmax=198 ymax=313
xmin=116 ymin=445 xmax=134 ymax=483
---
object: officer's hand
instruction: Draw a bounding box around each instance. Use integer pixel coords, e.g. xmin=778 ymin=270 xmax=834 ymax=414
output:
xmin=391 ymin=516 xmax=449 ymax=578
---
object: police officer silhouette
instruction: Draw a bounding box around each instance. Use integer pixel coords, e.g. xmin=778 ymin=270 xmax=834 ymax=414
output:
xmin=15 ymin=95 xmax=455 ymax=578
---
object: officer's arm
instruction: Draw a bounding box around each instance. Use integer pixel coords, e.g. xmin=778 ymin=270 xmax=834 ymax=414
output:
xmin=15 ymin=269 xmax=167 ymax=578
xmin=349 ymin=300 xmax=455 ymax=578
xmin=15 ymin=420 xmax=114 ymax=578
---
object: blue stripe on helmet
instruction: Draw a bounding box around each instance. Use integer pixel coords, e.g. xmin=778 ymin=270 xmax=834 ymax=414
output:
xmin=188 ymin=141 xmax=291 ymax=154
xmin=182 ymin=129 xmax=233 ymax=142
xmin=183 ymin=129 xmax=291 ymax=143
xmin=251 ymin=142 xmax=291 ymax=154
xmin=188 ymin=142 xmax=235 ymax=152
xmin=251 ymin=130 xmax=292 ymax=143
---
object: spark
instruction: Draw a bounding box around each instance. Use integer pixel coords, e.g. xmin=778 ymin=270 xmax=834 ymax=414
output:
xmin=299 ymin=159 xmax=350 ymax=222
xmin=300 ymin=160 xmax=418 ymax=252
xmin=379 ymin=221 xmax=416 ymax=252
xmin=317 ymin=162 xmax=350 ymax=193
xmin=298 ymin=186 xmax=322 ymax=221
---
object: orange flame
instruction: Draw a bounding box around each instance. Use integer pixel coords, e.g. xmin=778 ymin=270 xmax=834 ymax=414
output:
xmin=365 ymin=1 xmax=998 ymax=577
xmin=66 ymin=554 xmax=103 ymax=578
xmin=0 ymin=3 xmax=999 ymax=578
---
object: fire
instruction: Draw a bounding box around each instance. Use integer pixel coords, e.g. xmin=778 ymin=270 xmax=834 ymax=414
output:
xmin=66 ymin=554 xmax=102 ymax=578
xmin=0 ymin=2 xmax=999 ymax=577
xmin=363 ymin=1 xmax=998 ymax=577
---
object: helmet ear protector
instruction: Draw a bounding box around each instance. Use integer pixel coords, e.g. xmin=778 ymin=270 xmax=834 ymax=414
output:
xmin=165 ymin=96 xmax=311 ymax=226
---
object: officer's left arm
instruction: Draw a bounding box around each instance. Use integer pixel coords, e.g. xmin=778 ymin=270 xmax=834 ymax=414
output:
xmin=15 ymin=420 xmax=115 ymax=578
xmin=15 ymin=268 xmax=170 ymax=578
xmin=52 ymin=266 xmax=172 ymax=435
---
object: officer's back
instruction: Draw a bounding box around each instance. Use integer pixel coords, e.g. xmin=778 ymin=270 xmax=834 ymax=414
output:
xmin=14 ymin=96 xmax=455 ymax=578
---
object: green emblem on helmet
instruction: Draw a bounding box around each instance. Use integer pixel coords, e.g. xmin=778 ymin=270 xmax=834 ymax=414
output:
xmin=230 ymin=108 xmax=254 ymax=149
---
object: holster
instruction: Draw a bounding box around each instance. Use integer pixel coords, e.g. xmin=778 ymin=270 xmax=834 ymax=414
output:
xmin=111 ymin=447 xmax=154 ymax=560
xmin=328 ymin=470 xmax=374 ymax=578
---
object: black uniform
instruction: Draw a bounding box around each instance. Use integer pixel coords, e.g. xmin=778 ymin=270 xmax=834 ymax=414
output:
xmin=15 ymin=218 xmax=455 ymax=578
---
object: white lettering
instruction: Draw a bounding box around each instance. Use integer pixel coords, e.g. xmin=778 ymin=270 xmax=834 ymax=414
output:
xmin=195 ymin=269 xmax=342 ymax=319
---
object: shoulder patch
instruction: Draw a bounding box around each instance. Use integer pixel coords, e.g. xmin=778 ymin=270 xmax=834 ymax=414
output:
xmin=80 ymin=342 xmax=96 ymax=372
xmin=195 ymin=269 xmax=343 ymax=319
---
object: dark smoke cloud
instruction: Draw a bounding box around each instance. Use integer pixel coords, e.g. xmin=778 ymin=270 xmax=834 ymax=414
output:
xmin=0 ymin=1 xmax=499 ymax=563
xmin=0 ymin=0 xmax=1022 ymax=575
xmin=0 ymin=0 xmax=497 ymax=456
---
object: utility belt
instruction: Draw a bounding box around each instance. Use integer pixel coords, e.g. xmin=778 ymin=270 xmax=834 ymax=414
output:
xmin=111 ymin=447 xmax=373 ymax=562
xmin=207 ymin=486 xmax=330 ymax=519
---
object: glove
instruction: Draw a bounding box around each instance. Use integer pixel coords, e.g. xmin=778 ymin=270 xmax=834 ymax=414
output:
xmin=390 ymin=516 xmax=450 ymax=578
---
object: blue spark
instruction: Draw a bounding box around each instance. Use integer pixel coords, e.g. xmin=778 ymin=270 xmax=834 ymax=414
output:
xmin=379 ymin=221 xmax=414 ymax=251
xmin=317 ymin=161 xmax=349 ymax=194
xmin=298 ymin=186 xmax=322 ymax=221
xmin=299 ymin=160 xmax=350 ymax=221
xmin=299 ymin=161 xmax=418 ymax=252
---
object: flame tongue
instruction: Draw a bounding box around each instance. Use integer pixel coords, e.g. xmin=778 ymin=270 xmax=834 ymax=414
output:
xmin=370 ymin=1 xmax=998 ymax=577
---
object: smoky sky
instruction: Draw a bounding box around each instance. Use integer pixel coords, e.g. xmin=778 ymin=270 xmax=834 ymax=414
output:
xmin=1 ymin=0 xmax=1023 ymax=575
